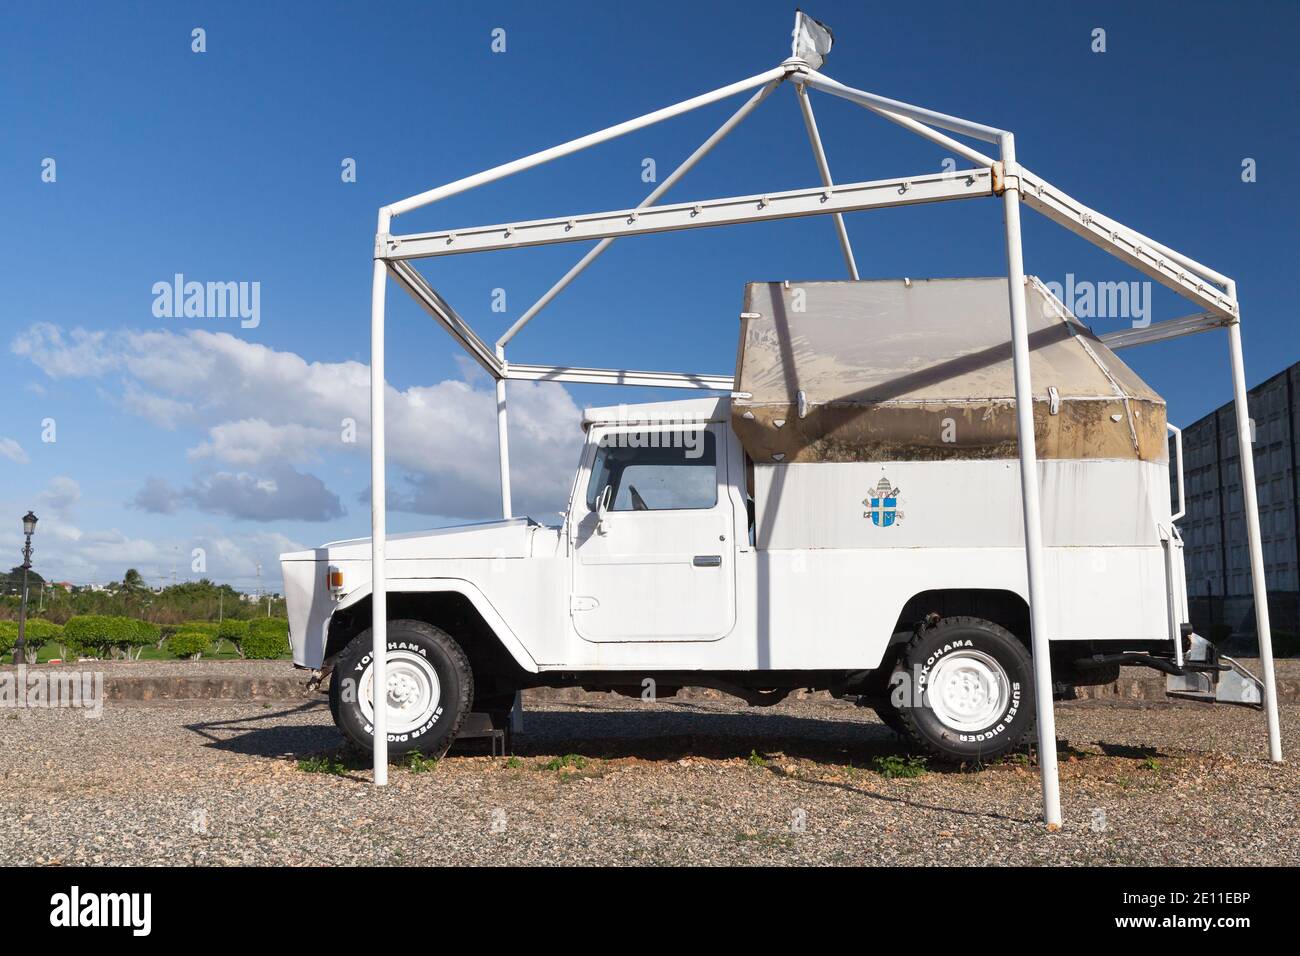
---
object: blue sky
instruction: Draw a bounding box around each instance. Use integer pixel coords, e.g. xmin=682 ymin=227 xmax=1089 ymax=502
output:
xmin=2 ymin=0 xmax=1297 ymax=589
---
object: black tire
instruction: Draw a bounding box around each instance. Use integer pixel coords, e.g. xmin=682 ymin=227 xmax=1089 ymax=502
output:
xmin=329 ymin=619 xmax=474 ymax=756
xmin=896 ymin=616 xmax=1034 ymax=763
xmin=871 ymin=702 xmax=907 ymax=737
xmin=328 ymin=674 xmax=340 ymax=725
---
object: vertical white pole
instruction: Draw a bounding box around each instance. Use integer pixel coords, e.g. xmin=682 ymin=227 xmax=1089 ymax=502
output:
xmin=1225 ymin=287 xmax=1283 ymax=762
xmin=370 ymin=207 xmax=391 ymax=785
xmin=999 ymin=136 xmax=1062 ymax=828
xmin=495 ymin=346 xmax=512 ymax=519
xmin=796 ymin=83 xmax=859 ymax=279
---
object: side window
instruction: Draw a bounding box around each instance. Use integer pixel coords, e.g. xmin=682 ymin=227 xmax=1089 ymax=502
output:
xmin=585 ymin=429 xmax=718 ymax=512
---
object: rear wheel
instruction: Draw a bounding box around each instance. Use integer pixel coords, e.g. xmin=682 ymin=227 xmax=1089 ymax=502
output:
xmin=896 ymin=616 xmax=1034 ymax=762
xmin=329 ymin=619 xmax=473 ymax=756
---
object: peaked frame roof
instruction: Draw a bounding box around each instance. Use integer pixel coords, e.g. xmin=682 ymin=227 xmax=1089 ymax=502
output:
xmin=357 ymin=34 xmax=1282 ymax=823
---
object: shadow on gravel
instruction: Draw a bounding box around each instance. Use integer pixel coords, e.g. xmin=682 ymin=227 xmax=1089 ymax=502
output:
xmin=1096 ymin=742 xmax=1167 ymax=760
xmin=767 ymin=768 xmax=1038 ymax=824
xmin=179 ymin=699 xmax=924 ymax=767
xmin=183 ymin=700 xmax=338 ymax=758
xmin=178 ymin=699 xmax=1059 ymax=821
xmin=506 ymin=704 xmax=1040 ymax=775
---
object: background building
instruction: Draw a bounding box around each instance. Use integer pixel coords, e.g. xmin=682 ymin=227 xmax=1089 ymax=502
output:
xmin=1173 ymin=361 xmax=1300 ymax=649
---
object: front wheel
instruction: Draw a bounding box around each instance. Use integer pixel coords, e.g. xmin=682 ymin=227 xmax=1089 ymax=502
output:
xmin=895 ymin=616 xmax=1035 ymax=763
xmin=329 ymin=619 xmax=474 ymax=756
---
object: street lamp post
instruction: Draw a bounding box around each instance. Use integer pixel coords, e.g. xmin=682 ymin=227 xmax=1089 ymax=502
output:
xmin=14 ymin=511 xmax=37 ymax=666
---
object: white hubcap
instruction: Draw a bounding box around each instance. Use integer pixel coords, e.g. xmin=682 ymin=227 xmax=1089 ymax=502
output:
xmin=926 ymin=649 xmax=1010 ymax=732
xmin=359 ymin=650 xmax=441 ymax=735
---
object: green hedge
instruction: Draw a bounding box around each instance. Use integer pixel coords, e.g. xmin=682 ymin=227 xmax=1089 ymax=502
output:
xmin=243 ymin=617 xmax=290 ymax=659
xmin=167 ymin=630 xmax=211 ymax=659
xmin=216 ymin=618 xmax=249 ymax=655
xmin=0 ymin=618 xmax=64 ymax=659
xmin=128 ymin=620 xmax=160 ymax=649
xmin=62 ymin=615 xmax=157 ymax=658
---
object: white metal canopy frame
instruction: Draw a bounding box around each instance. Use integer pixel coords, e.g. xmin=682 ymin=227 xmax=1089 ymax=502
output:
xmin=365 ymin=17 xmax=1283 ymax=824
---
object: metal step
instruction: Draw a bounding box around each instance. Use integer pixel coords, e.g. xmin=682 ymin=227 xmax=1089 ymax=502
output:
xmin=1166 ymin=633 xmax=1264 ymax=708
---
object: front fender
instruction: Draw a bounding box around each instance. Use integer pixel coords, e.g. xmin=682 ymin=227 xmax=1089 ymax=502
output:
xmin=313 ymin=577 xmax=539 ymax=674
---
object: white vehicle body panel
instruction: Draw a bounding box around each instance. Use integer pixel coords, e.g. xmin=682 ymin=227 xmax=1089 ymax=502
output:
xmin=283 ymin=402 xmax=1182 ymax=676
xmin=570 ymin=422 xmax=740 ymax=643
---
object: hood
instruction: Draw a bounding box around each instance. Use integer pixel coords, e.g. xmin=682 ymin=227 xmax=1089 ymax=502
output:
xmin=280 ymin=517 xmax=551 ymax=563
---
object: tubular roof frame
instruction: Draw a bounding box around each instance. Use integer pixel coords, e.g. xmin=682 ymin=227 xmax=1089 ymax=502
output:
xmin=360 ymin=49 xmax=1280 ymax=826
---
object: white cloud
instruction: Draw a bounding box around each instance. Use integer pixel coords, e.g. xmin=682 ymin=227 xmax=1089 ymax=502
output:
xmin=10 ymin=523 xmax=305 ymax=591
xmin=133 ymin=467 xmax=344 ymax=522
xmin=131 ymin=477 xmax=181 ymax=514
xmin=188 ymin=466 xmax=345 ymax=522
xmin=14 ymin=324 xmax=584 ymax=521
xmin=39 ymin=476 xmax=81 ymax=516
xmin=121 ymin=381 xmax=194 ymax=430
xmin=189 ymin=419 xmax=333 ymax=466
xmin=0 ymin=437 xmax=29 ymax=464
xmin=10 ymin=324 xmax=116 ymax=378
xmin=192 ymin=530 xmax=307 ymax=587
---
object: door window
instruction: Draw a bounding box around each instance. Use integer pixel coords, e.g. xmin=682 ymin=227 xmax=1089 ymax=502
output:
xmin=585 ymin=430 xmax=718 ymax=512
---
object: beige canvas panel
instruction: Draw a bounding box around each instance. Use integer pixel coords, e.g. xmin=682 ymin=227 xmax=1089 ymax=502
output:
xmin=733 ymin=277 xmax=1167 ymax=463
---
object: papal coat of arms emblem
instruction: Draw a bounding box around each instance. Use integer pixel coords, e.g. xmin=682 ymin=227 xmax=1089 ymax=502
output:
xmin=863 ymin=475 xmax=903 ymax=527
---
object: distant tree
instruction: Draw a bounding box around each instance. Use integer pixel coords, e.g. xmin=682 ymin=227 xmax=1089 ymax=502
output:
xmin=1 ymin=566 xmax=46 ymax=595
xmin=121 ymin=568 xmax=148 ymax=593
xmin=2 ymin=577 xmax=286 ymax=635
xmin=217 ymin=618 xmax=250 ymax=657
xmin=167 ymin=630 xmax=211 ymax=660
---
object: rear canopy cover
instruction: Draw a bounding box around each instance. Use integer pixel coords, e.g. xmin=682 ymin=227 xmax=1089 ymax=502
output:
xmin=732 ymin=277 xmax=1166 ymax=463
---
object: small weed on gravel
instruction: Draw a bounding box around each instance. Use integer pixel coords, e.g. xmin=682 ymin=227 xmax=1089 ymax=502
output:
xmin=870 ymin=754 xmax=927 ymax=779
xmin=406 ymin=752 xmax=438 ymax=774
xmin=298 ymin=755 xmax=347 ymax=775
xmin=747 ymin=749 xmax=768 ymax=767
xmin=504 ymin=756 xmax=522 ymax=769
xmin=540 ymin=754 xmax=588 ymax=772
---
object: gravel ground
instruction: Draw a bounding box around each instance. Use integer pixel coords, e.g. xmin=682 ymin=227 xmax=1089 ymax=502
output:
xmin=0 ymin=693 xmax=1294 ymax=866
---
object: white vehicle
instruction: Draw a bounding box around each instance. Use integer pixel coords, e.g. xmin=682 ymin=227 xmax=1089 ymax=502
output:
xmin=281 ymin=277 xmax=1265 ymax=763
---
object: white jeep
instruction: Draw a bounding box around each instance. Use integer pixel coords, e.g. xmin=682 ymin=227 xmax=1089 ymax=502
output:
xmin=282 ymin=278 xmax=1261 ymax=762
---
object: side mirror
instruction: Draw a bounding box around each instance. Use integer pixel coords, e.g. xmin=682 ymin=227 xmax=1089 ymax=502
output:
xmin=596 ymin=484 xmax=613 ymax=535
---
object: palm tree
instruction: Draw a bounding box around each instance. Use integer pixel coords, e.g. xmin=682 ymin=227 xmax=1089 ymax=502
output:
xmin=121 ymin=568 xmax=148 ymax=593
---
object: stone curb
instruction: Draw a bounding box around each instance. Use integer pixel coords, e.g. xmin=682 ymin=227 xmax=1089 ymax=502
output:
xmin=104 ymin=677 xmax=312 ymax=701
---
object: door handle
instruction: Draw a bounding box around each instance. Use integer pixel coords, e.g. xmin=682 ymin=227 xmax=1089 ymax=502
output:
xmin=693 ymin=555 xmax=722 ymax=567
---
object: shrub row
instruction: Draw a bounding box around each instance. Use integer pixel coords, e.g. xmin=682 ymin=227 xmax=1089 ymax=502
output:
xmin=0 ymin=614 xmax=291 ymax=661
xmin=61 ymin=616 xmax=159 ymax=659
xmin=243 ymin=618 xmax=290 ymax=659
xmin=167 ymin=630 xmax=212 ymax=659
xmin=0 ymin=619 xmax=65 ymax=659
